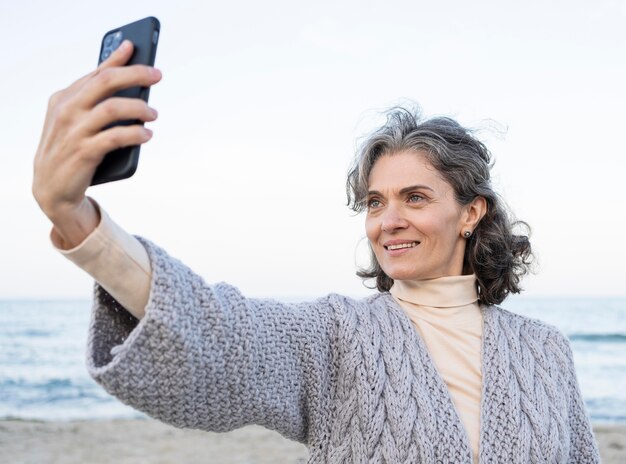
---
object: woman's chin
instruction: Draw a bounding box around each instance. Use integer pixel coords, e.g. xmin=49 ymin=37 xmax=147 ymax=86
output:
xmin=384 ymin=268 xmax=427 ymax=282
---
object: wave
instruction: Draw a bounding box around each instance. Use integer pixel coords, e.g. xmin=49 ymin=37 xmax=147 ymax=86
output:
xmin=569 ymin=333 xmax=626 ymax=343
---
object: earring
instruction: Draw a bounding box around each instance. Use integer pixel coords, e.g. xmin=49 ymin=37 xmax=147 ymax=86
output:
xmin=463 ymin=230 xmax=472 ymax=238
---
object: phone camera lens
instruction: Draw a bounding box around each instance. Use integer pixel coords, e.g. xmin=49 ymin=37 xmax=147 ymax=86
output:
xmin=101 ymin=30 xmax=124 ymax=62
xmin=111 ymin=31 xmax=123 ymax=50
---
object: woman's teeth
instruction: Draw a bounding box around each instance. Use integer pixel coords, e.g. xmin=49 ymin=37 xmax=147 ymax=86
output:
xmin=387 ymin=242 xmax=418 ymax=250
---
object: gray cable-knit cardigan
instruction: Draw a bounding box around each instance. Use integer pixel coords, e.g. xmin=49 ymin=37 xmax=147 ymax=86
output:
xmin=86 ymin=236 xmax=601 ymax=463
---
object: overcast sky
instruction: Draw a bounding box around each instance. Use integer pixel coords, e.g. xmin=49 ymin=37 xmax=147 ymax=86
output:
xmin=1 ymin=0 xmax=625 ymax=300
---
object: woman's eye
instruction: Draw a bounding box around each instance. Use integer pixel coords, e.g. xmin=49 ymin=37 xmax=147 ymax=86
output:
xmin=367 ymin=198 xmax=381 ymax=208
xmin=408 ymin=194 xmax=424 ymax=203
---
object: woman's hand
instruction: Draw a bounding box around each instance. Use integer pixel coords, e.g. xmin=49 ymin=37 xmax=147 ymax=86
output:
xmin=32 ymin=40 xmax=161 ymax=247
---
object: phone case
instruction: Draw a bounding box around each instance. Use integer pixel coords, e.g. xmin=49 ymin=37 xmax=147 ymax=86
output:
xmin=90 ymin=16 xmax=160 ymax=186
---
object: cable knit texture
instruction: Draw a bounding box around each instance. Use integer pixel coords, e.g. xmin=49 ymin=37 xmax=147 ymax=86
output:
xmin=86 ymin=236 xmax=600 ymax=463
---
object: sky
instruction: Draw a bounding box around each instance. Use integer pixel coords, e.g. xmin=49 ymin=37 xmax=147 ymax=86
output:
xmin=1 ymin=0 xmax=625 ymax=300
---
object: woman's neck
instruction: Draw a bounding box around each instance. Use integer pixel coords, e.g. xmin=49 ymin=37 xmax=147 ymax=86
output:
xmin=390 ymin=274 xmax=478 ymax=308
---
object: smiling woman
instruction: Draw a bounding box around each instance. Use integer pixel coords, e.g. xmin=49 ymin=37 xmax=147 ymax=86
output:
xmin=347 ymin=108 xmax=533 ymax=305
xmin=33 ymin=51 xmax=600 ymax=464
xmin=363 ymin=151 xmax=486 ymax=285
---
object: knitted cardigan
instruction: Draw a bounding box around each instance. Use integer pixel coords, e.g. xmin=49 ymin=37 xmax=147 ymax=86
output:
xmin=86 ymin=236 xmax=601 ymax=463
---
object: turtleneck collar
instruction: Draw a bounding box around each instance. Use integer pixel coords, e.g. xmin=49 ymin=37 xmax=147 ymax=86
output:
xmin=390 ymin=274 xmax=479 ymax=308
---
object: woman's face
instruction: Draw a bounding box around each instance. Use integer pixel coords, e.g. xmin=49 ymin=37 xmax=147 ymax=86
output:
xmin=365 ymin=150 xmax=475 ymax=282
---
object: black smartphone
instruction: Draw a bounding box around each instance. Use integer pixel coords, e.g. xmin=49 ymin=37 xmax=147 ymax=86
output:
xmin=90 ymin=16 xmax=160 ymax=186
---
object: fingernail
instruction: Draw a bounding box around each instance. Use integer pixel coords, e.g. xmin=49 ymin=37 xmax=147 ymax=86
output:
xmin=119 ymin=40 xmax=131 ymax=52
xmin=149 ymin=107 xmax=158 ymax=118
xmin=151 ymin=67 xmax=162 ymax=79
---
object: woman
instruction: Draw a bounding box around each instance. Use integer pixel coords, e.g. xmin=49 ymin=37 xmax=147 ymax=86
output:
xmin=33 ymin=41 xmax=600 ymax=463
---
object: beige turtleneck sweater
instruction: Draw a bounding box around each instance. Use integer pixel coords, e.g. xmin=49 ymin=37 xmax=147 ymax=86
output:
xmin=50 ymin=198 xmax=483 ymax=463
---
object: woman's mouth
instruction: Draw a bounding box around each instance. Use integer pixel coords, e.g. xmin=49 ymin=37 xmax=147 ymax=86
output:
xmin=384 ymin=241 xmax=420 ymax=250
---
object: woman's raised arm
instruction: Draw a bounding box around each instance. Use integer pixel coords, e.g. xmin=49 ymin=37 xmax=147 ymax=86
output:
xmin=86 ymin=234 xmax=339 ymax=444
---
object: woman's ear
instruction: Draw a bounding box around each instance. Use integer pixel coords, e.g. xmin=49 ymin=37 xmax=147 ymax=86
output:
xmin=461 ymin=196 xmax=487 ymax=233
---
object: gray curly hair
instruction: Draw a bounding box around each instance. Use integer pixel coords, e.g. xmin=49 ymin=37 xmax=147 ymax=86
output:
xmin=346 ymin=106 xmax=533 ymax=305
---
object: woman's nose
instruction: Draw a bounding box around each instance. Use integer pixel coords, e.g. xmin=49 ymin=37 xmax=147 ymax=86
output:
xmin=381 ymin=206 xmax=409 ymax=233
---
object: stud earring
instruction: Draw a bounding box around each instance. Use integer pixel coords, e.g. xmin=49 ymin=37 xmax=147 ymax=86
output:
xmin=463 ymin=230 xmax=472 ymax=238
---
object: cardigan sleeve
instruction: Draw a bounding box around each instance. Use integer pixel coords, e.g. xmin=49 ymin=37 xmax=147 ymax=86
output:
xmin=549 ymin=331 xmax=601 ymax=463
xmin=85 ymin=235 xmax=338 ymax=444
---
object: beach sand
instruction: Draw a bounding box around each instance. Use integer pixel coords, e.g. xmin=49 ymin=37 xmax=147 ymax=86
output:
xmin=0 ymin=419 xmax=623 ymax=463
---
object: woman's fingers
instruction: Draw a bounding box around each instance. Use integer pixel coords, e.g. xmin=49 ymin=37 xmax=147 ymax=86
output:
xmin=62 ymin=40 xmax=161 ymax=110
xmin=78 ymin=64 xmax=161 ymax=109
xmin=82 ymin=97 xmax=158 ymax=134
xmin=42 ymin=40 xmax=160 ymax=136
xmin=62 ymin=40 xmax=135 ymax=98
xmin=86 ymin=124 xmax=153 ymax=161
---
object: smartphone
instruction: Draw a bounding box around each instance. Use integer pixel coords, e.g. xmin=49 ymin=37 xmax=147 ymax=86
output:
xmin=90 ymin=16 xmax=160 ymax=186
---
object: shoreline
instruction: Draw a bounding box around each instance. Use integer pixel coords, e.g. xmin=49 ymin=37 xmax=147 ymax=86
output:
xmin=1 ymin=419 xmax=623 ymax=463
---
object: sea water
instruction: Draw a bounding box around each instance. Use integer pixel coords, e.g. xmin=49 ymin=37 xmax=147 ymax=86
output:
xmin=1 ymin=297 xmax=624 ymax=423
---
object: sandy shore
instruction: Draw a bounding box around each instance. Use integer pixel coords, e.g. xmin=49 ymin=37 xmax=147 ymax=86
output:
xmin=0 ymin=419 xmax=623 ymax=463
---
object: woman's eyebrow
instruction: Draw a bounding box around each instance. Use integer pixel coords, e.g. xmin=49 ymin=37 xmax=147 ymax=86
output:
xmin=399 ymin=184 xmax=435 ymax=195
xmin=367 ymin=184 xmax=435 ymax=197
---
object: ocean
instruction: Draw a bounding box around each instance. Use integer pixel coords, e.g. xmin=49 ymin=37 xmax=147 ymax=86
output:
xmin=1 ymin=297 xmax=625 ymax=424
